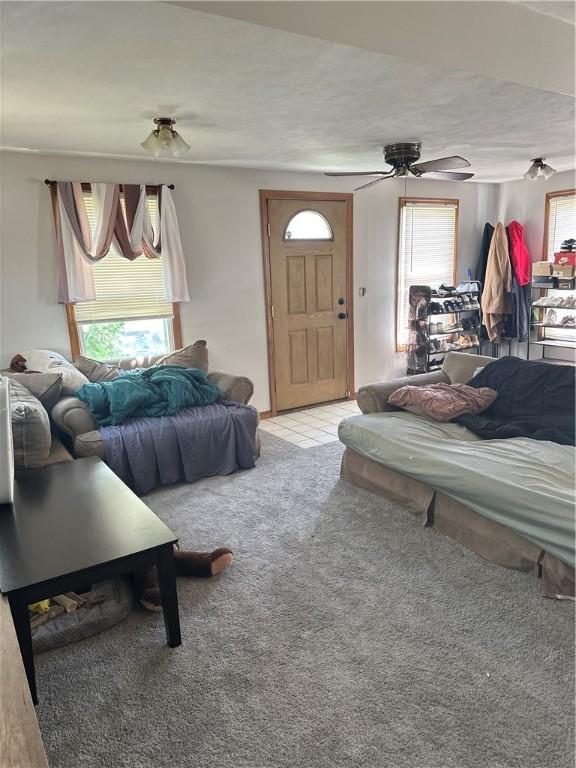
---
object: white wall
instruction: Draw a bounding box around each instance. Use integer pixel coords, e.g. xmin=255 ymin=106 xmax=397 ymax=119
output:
xmin=0 ymin=150 xmax=497 ymax=410
xmin=496 ymin=169 xmax=576 ymax=259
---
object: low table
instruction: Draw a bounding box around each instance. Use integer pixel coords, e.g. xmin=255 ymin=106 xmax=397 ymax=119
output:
xmin=0 ymin=457 xmax=181 ymax=705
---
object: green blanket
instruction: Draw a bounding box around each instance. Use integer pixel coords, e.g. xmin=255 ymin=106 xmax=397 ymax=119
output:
xmin=76 ymin=365 xmax=220 ymax=426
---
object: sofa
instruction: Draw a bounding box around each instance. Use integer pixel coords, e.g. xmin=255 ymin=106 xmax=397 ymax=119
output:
xmin=51 ymin=351 xmax=255 ymax=460
xmin=4 ymin=342 xmax=259 ymax=493
xmin=339 ymin=352 xmax=575 ymax=598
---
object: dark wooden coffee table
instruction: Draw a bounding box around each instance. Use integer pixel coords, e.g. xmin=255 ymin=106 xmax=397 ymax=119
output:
xmin=0 ymin=457 xmax=181 ymax=705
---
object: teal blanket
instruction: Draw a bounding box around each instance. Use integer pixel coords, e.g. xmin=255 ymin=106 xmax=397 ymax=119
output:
xmin=76 ymin=365 xmax=220 ymax=426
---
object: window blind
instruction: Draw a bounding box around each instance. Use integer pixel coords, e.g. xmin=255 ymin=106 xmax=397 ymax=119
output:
xmin=546 ymin=192 xmax=576 ymax=259
xmin=397 ymin=200 xmax=458 ymax=349
xmin=545 ymin=192 xmax=575 ymax=343
xmin=74 ymin=193 xmax=173 ymax=323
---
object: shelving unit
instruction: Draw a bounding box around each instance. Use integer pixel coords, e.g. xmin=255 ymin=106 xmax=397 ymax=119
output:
xmin=406 ymin=282 xmax=483 ymax=375
xmin=527 ymin=284 xmax=576 ymax=361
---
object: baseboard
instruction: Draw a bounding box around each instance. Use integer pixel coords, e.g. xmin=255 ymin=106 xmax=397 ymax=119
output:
xmin=259 ymin=410 xmax=273 ymax=420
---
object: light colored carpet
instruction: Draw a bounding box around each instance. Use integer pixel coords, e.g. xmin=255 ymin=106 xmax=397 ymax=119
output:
xmin=36 ymin=433 xmax=574 ymax=768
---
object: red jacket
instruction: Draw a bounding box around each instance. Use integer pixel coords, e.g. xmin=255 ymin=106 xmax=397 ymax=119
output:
xmin=507 ymin=221 xmax=531 ymax=286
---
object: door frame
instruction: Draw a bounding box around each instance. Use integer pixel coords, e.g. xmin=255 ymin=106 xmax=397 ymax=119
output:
xmin=259 ymin=189 xmax=354 ymax=416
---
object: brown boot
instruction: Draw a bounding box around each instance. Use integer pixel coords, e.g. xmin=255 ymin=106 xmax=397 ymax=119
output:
xmin=174 ymin=548 xmax=234 ymax=578
xmin=138 ymin=564 xmax=162 ymax=613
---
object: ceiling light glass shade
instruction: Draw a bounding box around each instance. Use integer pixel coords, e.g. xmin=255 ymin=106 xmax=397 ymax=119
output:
xmin=524 ymin=158 xmax=556 ymax=182
xmin=141 ymin=118 xmax=190 ymax=158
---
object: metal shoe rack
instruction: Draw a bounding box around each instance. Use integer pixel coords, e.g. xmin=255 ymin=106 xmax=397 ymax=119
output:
xmin=406 ymin=281 xmax=483 ymax=375
xmin=527 ymin=284 xmax=576 ymax=361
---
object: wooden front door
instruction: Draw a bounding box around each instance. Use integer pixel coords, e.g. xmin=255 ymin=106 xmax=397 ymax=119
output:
xmin=266 ymin=197 xmax=351 ymax=412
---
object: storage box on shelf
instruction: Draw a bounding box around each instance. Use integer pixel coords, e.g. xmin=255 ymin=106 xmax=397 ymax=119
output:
xmin=406 ymin=282 xmax=483 ymax=375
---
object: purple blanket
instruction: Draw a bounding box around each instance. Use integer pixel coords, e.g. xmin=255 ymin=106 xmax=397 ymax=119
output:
xmin=99 ymin=401 xmax=258 ymax=495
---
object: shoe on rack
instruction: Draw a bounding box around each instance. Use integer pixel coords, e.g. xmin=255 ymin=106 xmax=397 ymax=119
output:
xmin=439 ymin=283 xmax=456 ymax=293
xmin=445 ymin=322 xmax=463 ymax=332
xmin=469 ymin=334 xmax=479 ymax=346
xmin=429 ymin=321 xmax=437 ymax=334
xmin=429 ymin=301 xmax=443 ymax=314
xmin=560 ymin=239 xmax=575 ymax=252
xmin=561 ymin=315 xmax=576 ymax=327
xmin=436 ymin=321 xmax=445 ymax=334
xmin=544 ymin=309 xmax=558 ymax=326
xmin=532 ymin=296 xmax=549 ymax=307
xmin=439 ymin=339 xmax=450 ymax=353
xmin=460 ymin=295 xmax=472 ymax=310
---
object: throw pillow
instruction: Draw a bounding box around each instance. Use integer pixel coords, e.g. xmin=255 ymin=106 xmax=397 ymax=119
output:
xmin=388 ymin=383 xmax=498 ymax=422
xmin=154 ymin=340 xmax=209 ymax=372
xmin=1 ymin=371 xmax=62 ymax=412
xmin=9 ymin=380 xmax=51 ymax=468
xmin=74 ymin=356 xmax=123 ymax=383
xmin=17 ymin=350 xmax=89 ymax=395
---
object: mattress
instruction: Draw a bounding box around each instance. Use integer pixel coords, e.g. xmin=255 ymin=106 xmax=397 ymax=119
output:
xmin=338 ymin=412 xmax=576 ymax=567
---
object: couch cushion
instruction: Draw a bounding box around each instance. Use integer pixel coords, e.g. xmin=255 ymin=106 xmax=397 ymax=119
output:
xmin=442 ymin=351 xmax=496 ymax=384
xmin=154 ymin=340 xmax=208 ymax=372
xmin=9 ymin=380 xmax=51 ymax=468
xmin=388 ymin=383 xmax=498 ymax=422
xmin=74 ymin=356 xmax=123 ymax=382
xmin=1 ymin=371 xmax=62 ymax=411
xmin=338 ymin=411 xmax=575 ymax=567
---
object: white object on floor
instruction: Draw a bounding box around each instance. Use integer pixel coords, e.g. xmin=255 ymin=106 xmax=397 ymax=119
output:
xmin=0 ymin=377 xmax=14 ymax=503
xmin=259 ymin=400 xmax=360 ymax=448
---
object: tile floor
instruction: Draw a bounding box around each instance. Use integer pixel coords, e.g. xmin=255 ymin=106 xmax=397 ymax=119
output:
xmin=258 ymin=399 xmax=361 ymax=448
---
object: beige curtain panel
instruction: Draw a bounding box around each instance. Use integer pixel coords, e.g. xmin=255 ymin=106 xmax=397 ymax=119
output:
xmin=50 ymin=181 xmax=190 ymax=303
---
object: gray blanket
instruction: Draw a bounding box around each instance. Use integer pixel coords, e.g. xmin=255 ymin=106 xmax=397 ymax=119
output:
xmin=100 ymin=401 xmax=258 ymax=495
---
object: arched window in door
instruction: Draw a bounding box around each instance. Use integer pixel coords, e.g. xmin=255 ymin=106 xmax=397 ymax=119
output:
xmin=283 ymin=210 xmax=333 ymax=241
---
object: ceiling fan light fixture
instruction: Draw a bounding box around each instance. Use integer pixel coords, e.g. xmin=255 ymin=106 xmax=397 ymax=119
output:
xmin=141 ymin=117 xmax=190 ymax=158
xmin=524 ymin=158 xmax=556 ymax=182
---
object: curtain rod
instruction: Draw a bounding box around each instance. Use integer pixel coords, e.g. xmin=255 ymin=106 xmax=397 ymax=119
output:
xmin=44 ymin=179 xmax=175 ymax=189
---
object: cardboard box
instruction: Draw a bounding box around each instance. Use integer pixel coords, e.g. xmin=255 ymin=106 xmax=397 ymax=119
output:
xmin=533 ymin=262 xmax=553 ymax=276
xmin=532 ymin=262 xmax=552 ymax=276
xmin=556 ymin=277 xmax=576 ymax=290
xmin=532 ymin=275 xmax=555 ymax=287
xmin=551 ymin=263 xmax=575 ymax=278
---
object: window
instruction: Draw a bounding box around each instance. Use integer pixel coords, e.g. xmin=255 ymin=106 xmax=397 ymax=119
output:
xmin=396 ymin=198 xmax=458 ymax=350
xmin=69 ymin=188 xmax=181 ymax=360
xmin=542 ymin=189 xmax=576 ymax=344
xmin=544 ymin=190 xmax=575 ymax=260
xmin=284 ymin=210 xmax=333 ymax=240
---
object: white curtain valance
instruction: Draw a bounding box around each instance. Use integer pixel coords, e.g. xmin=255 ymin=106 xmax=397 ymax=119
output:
xmin=50 ymin=181 xmax=190 ymax=304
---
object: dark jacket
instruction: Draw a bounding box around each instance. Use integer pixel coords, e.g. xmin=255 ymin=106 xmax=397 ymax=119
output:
xmin=476 ymin=222 xmax=495 ymax=288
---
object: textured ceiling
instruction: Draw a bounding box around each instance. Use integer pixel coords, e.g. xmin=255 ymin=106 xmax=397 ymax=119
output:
xmin=514 ymin=1 xmax=576 ymax=24
xmin=1 ymin=1 xmax=574 ymax=182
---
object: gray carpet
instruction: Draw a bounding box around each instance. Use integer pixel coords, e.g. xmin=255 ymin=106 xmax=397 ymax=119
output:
xmin=36 ymin=433 xmax=574 ymax=768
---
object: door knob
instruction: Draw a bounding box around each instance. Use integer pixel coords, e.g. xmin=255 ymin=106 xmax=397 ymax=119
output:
xmin=338 ymin=297 xmax=345 ymax=305
xmin=338 ymin=312 xmax=348 ymax=320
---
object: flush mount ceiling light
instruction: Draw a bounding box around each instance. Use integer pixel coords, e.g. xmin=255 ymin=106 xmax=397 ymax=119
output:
xmin=141 ymin=117 xmax=190 ymax=158
xmin=524 ymin=157 xmax=556 ymax=182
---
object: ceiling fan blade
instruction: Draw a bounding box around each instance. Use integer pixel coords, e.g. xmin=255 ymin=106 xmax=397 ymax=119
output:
xmin=324 ymin=171 xmax=387 ymax=177
xmin=354 ymin=175 xmax=392 ymax=191
xmin=421 ymin=171 xmax=474 ymax=181
xmin=412 ymin=155 xmax=471 ymax=173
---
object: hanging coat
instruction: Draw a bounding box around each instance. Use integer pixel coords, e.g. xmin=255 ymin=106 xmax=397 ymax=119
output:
xmin=481 ymin=223 xmax=512 ymax=342
xmin=508 ymin=220 xmax=532 ymax=286
xmin=476 ymin=222 xmax=494 ymax=288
